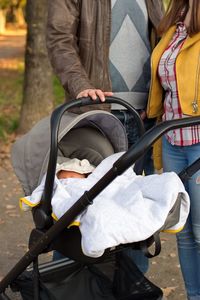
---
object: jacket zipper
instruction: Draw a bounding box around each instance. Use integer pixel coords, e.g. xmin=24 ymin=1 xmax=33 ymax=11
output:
xmin=192 ymin=52 xmax=200 ymax=113
xmin=147 ymin=58 xmax=154 ymax=117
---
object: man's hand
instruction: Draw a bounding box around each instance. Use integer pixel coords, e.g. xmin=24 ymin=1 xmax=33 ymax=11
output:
xmin=77 ymin=89 xmax=113 ymax=102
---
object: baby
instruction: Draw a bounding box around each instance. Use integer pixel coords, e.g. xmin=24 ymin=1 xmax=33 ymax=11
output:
xmin=56 ymin=158 xmax=95 ymax=180
xmin=19 ymin=157 xmax=95 ymax=212
xmin=20 ymin=153 xmax=189 ymax=258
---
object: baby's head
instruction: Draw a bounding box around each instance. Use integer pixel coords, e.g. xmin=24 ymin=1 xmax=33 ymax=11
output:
xmin=57 ymin=170 xmax=86 ymax=179
xmin=56 ymin=158 xmax=95 ymax=179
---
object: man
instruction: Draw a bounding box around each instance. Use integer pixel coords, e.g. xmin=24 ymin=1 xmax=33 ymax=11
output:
xmin=46 ymin=0 xmax=163 ymax=108
xmin=46 ymin=0 xmax=164 ymax=170
xmin=46 ymin=1 xmax=165 ymax=298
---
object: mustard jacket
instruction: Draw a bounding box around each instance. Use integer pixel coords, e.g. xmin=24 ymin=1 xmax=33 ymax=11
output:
xmin=147 ymin=26 xmax=200 ymax=118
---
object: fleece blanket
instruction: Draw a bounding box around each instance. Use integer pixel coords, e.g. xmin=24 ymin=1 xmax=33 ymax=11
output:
xmin=20 ymin=152 xmax=190 ymax=258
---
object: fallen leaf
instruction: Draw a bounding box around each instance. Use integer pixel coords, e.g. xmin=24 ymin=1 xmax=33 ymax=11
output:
xmin=5 ymin=204 xmax=16 ymax=210
xmin=0 ymin=219 xmax=5 ymax=225
xmin=17 ymin=243 xmax=27 ymax=248
xmin=169 ymin=252 xmax=176 ymax=258
xmin=8 ymin=213 xmax=20 ymax=217
xmin=5 ymin=210 xmax=16 ymax=214
xmin=161 ymin=237 xmax=169 ymax=242
xmin=162 ymin=286 xmax=178 ymax=297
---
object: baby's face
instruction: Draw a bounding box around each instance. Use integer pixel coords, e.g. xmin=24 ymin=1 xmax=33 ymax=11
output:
xmin=57 ymin=170 xmax=86 ymax=179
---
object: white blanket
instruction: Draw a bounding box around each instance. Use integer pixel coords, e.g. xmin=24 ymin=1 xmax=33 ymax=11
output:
xmin=20 ymin=152 xmax=190 ymax=258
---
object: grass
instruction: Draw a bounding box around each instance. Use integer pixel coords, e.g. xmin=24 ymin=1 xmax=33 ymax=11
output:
xmin=0 ymin=61 xmax=65 ymax=140
xmin=0 ymin=60 xmax=23 ymax=140
xmin=53 ymin=76 xmax=65 ymax=106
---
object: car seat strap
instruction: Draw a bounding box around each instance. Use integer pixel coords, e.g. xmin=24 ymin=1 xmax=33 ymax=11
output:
xmin=140 ymin=232 xmax=161 ymax=258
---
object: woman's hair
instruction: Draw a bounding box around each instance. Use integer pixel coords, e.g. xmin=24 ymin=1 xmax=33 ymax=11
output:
xmin=158 ymin=0 xmax=200 ymax=36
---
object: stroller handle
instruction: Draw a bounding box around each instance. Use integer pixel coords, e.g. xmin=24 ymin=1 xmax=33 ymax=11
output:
xmin=34 ymin=96 xmax=144 ymax=228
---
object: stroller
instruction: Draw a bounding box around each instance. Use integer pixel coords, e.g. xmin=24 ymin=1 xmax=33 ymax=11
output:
xmin=0 ymin=96 xmax=200 ymax=300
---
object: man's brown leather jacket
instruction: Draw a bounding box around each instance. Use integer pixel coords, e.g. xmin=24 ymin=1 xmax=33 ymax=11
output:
xmin=46 ymin=0 xmax=164 ymax=111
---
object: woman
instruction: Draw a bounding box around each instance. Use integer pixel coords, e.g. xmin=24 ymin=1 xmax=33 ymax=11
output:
xmin=147 ymin=0 xmax=200 ymax=299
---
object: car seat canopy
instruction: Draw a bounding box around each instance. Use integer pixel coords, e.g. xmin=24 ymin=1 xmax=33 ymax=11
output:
xmin=58 ymin=126 xmax=115 ymax=167
xmin=11 ymin=110 xmax=128 ymax=195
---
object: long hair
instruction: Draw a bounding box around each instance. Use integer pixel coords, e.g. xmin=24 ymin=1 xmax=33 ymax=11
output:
xmin=158 ymin=0 xmax=200 ymax=36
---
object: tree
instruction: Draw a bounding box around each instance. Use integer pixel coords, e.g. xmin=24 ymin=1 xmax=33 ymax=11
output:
xmin=0 ymin=0 xmax=26 ymax=32
xmin=0 ymin=0 xmax=10 ymax=33
xmin=18 ymin=0 xmax=54 ymax=133
xmin=0 ymin=9 xmax=6 ymax=34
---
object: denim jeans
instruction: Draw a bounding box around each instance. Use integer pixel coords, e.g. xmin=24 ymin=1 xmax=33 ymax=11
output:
xmin=111 ymin=110 xmax=155 ymax=175
xmin=162 ymin=136 xmax=200 ymax=300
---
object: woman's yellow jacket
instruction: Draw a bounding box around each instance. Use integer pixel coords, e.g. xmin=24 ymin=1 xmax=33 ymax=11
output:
xmin=147 ymin=26 xmax=200 ymax=119
xmin=147 ymin=26 xmax=200 ymax=170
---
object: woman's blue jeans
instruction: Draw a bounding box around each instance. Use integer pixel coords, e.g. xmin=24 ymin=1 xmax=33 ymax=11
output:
xmin=162 ymin=136 xmax=200 ymax=300
xmin=111 ymin=110 xmax=155 ymax=175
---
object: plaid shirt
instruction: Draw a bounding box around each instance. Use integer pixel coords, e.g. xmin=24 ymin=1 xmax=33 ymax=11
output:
xmin=158 ymin=23 xmax=200 ymax=146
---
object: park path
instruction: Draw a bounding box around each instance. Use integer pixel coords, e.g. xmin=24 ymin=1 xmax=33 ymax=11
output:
xmin=0 ymin=29 xmax=26 ymax=59
xmin=0 ymin=29 xmax=52 ymax=299
xmin=0 ymin=30 xmax=187 ymax=299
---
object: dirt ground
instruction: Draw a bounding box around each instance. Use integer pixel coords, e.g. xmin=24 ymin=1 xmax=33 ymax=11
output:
xmin=0 ymin=30 xmax=187 ymax=299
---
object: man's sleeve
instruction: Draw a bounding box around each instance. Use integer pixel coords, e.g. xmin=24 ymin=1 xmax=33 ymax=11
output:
xmin=46 ymin=0 xmax=94 ymax=99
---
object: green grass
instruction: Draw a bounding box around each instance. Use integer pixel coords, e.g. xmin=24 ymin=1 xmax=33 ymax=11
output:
xmin=0 ymin=62 xmax=65 ymax=140
xmin=0 ymin=64 xmax=23 ymax=139
xmin=53 ymin=76 xmax=65 ymax=106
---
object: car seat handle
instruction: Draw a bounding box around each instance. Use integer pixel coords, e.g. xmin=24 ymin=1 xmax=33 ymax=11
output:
xmin=34 ymin=96 xmax=144 ymax=229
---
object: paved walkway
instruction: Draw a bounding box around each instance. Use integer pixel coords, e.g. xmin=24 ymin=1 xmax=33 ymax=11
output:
xmin=0 ymin=29 xmax=25 ymax=70
xmin=0 ymin=29 xmax=25 ymax=59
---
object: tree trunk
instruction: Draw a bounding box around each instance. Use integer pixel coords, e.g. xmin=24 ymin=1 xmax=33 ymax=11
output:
xmin=18 ymin=0 xmax=54 ymax=134
xmin=0 ymin=9 xmax=6 ymax=34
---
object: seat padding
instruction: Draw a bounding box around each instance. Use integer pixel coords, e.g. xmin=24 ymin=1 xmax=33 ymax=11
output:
xmin=58 ymin=126 xmax=115 ymax=166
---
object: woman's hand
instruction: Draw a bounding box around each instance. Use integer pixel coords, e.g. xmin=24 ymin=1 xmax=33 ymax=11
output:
xmin=77 ymin=89 xmax=113 ymax=102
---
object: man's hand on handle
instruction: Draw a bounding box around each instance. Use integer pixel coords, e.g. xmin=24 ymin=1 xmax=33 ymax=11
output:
xmin=77 ymin=89 xmax=113 ymax=102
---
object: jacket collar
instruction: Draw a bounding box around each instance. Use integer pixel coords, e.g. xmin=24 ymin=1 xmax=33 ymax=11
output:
xmin=181 ymin=31 xmax=200 ymax=51
xmin=160 ymin=25 xmax=200 ymax=52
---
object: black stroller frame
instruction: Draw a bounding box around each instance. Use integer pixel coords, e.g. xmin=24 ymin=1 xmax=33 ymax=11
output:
xmin=1 ymin=97 xmax=200 ymax=300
